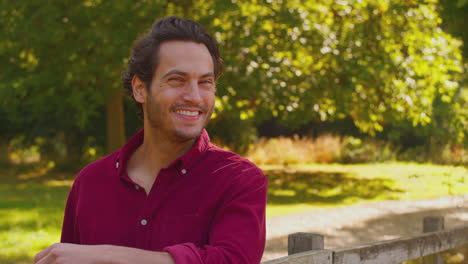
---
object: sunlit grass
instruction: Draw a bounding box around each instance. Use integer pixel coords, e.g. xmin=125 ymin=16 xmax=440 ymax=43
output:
xmin=0 ymin=162 xmax=466 ymax=263
xmin=0 ymin=166 xmax=71 ymax=264
xmin=265 ymin=162 xmax=467 ymax=217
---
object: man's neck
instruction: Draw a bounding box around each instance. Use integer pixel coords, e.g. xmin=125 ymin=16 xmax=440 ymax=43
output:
xmin=140 ymin=126 xmax=196 ymax=169
xmin=127 ymin=126 xmax=197 ymax=194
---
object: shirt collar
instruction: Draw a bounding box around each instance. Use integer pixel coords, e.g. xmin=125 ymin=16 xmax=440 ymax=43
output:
xmin=115 ymin=128 xmax=211 ymax=178
xmin=175 ymin=129 xmax=211 ymax=173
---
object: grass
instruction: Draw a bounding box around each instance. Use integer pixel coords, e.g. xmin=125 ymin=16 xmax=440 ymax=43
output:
xmin=265 ymin=163 xmax=467 ymax=217
xmin=0 ymin=165 xmax=73 ymax=264
xmin=0 ymin=162 xmax=467 ymax=263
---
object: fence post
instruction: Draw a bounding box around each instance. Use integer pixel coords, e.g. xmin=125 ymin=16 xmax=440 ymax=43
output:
xmin=288 ymin=232 xmax=324 ymax=255
xmin=422 ymin=216 xmax=445 ymax=264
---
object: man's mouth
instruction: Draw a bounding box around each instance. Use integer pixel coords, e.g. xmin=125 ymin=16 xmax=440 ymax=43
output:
xmin=175 ymin=110 xmax=200 ymax=117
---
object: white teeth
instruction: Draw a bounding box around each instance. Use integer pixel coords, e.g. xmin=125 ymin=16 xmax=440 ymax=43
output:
xmin=176 ymin=110 xmax=199 ymax=116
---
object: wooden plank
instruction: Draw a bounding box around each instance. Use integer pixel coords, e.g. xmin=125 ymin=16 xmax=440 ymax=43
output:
xmin=422 ymin=216 xmax=444 ymax=264
xmin=288 ymin=233 xmax=325 ymax=255
xmin=333 ymin=224 xmax=468 ymax=264
xmin=423 ymin=216 xmax=444 ymax=233
xmin=262 ymin=250 xmax=332 ymax=264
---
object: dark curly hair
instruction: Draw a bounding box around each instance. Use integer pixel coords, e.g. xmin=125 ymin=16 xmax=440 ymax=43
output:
xmin=122 ymin=16 xmax=223 ymax=119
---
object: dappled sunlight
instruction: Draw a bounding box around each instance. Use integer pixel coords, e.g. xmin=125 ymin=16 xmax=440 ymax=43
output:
xmin=2 ymin=1 xmax=467 ymax=263
xmin=0 ymin=208 xmax=63 ymax=232
xmin=266 ymin=203 xmax=338 ymax=217
xmin=325 ymin=207 xmax=468 ymax=247
xmin=264 ymin=197 xmax=468 ymax=262
xmin=266 ymin=169 xmax=401 ymax=205
xmin=0 ymin=210 xmax=42 ymax=230
xmin=16 ymin=166 xmax=49 ymax=180
xmin=0 ymin=169 xmax=67 ymax=263
xmin=0 ymin=207 xmax=63 ymax=262
xmin=264 ymin=163 xmax=467 ymax=217
xmin=0 ymin=227 xmax=60 ymax=262
xmin=16 ymin=162 xmax=56 ymax=180
xmin=45 ymin=179 xmax=73 ymax=187
xmin=1 ymin=163 xmax=466 ymax=263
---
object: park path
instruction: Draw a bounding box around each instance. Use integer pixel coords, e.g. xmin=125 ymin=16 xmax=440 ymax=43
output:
xmin=262 ymin=194 xmax=468 ymax=262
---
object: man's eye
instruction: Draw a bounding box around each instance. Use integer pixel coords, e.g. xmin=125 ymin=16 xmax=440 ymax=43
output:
xmin=169 ymin=77 xmax=184 ymax=82
xmin=200 ymin=80 xmax=213 ymax=85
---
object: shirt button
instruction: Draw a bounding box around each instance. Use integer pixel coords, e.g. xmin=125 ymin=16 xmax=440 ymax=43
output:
xmin=115 ymin=161 xmax=119 ymax=169
xmin=141 ymin=219 xmax=147 ymax=226
xmin=134 ymin=185 xmax=140 ymax=190
xmin=181 ymin=169 xmax=187 ymax=174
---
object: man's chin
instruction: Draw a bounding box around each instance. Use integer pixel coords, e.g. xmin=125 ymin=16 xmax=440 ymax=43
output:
xmin=173 ymin=128 xmax=203 ymax=142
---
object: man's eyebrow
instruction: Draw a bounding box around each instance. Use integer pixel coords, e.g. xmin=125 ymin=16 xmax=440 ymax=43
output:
xmin=161 ymin=70 xmax=215 ymax=79
xmin=201 ymin=72 xmax=215 ymax=78
xmin=162 ymin=70 xmax=189 ymax=79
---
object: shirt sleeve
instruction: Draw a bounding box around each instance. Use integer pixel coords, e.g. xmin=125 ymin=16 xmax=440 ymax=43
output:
xmin=60 ymin=179 xmax=80 ymax=243
xmin=163 ymin=169 xmax=268 ymax=264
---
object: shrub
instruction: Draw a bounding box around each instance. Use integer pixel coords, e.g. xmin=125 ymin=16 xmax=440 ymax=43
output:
xmin=246 ymin=135 xmax=400 ymax=165
xmin=245 ymin=136 xmax=315 ymax=166
xmin=340 ymin=137 xmax=397 ymax=164
xmin=246 ymin=134 xmax=342 ymax=166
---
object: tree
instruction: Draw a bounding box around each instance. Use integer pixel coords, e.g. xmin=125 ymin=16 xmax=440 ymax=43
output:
xmin=197 ymin=0 xmax=464 ymax=148
xmin=0 ymin=0 xmax=464 ymax=160
xmin=0 ymin=0 xmax=166 ymax=159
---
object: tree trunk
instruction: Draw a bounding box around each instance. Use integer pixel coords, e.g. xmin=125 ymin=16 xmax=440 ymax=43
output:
xmin=106 ymin=89 xmax=126 ymax=154
xmin=0 ymin=139 xmax=9 ymax=165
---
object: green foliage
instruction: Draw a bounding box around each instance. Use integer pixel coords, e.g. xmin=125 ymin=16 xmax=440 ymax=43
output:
xmin=0 ymin=0 xmax=165 ymax=154
xmin=0 ymin=0 xmax=465 ymax=158
xmin=200 ymin=0 xmax=464 ymax=135
xmin=340 ymin=136 xmax=397 ymax=163
xmin=439 ymin=0 xmax=468 ymax=58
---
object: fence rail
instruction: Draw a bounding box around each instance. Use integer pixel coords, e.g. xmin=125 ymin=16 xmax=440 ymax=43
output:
xmin=263 ymin=216 xmax=468 ymax=264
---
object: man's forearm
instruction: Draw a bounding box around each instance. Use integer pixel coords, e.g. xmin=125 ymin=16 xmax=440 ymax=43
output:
xmin=34 ymin=243 xmax=175 ymax=264
xmin=102 ymin=245 xmax=175 ymax=264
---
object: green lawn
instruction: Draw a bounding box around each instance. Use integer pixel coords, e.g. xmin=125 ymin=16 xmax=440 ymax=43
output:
xmin=0 ymin=165 xmax=73 ymax=264
xmin=0 ymin=162 xmax=467 ymax=263
xmin=265 ymin=162 xmax=467 ymax=216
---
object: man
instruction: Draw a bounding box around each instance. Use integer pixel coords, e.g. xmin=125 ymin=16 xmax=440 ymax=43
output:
xmin=34 ymin=17 xmax=267 ymax=264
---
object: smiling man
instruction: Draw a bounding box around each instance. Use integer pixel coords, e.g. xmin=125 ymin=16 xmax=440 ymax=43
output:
xmin=34 ymin=17 xmax=267 ymax=264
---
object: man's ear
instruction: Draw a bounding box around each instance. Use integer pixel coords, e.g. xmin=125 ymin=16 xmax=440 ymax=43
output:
xmin=132 ymin=75 xmax=147 ymax=104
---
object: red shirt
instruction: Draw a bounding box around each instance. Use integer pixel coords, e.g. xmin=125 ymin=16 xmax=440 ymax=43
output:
xmin=60 ymin=129 xmax=267 ymax=264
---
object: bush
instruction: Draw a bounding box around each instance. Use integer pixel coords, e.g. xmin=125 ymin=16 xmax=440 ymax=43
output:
xmin=245 ymin=133 xmax=467 ymax=166
xmin=246 ymin=134 xmax=342 ymax=166
xmin=398 ymin=143 xmax=468 ymax=166
xmin=246 ymin=135 xmax=399 ymax=165
xmin=340 ymin=137 xmax=397 ymax=164
xmin=245 ymin=136 xmax=313 ymax=166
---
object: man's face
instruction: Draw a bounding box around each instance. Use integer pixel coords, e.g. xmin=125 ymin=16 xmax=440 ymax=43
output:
xmin=144 ymin=41 xmax=216 ymax=142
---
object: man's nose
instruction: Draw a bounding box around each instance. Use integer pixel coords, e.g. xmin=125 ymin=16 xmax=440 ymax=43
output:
xmin=182 ymin=81 xmax=202 ymax=104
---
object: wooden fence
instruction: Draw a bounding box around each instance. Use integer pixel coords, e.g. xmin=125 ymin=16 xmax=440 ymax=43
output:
xmin=262 ymin=216 xmax=468 ymax=264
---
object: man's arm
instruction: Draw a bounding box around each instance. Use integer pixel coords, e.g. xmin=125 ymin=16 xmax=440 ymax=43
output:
xmin=50 ymin=178 xmax=174 ymax=264
xmin=34 ymin=243 xmax=174 ymax=264
xmin=50 ymin=166 xmax=267 ymax=264
xmin=163 ymin=169 xmax=268 ymax=264
xmin=60 ymin=180 xmax=79 ymax=244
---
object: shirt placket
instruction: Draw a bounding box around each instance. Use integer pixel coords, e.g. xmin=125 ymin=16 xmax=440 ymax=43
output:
xmin=152 ymin=166 xmax=192 ymax=249
xmin=131 ymin=182 xmax=151 ymax=249
xmin=137 ymin=167 xmax=181 ymax=249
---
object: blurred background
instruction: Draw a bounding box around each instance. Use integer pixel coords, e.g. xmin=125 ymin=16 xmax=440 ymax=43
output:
xmin=0 ymin=0 xmax=467 ymax=263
